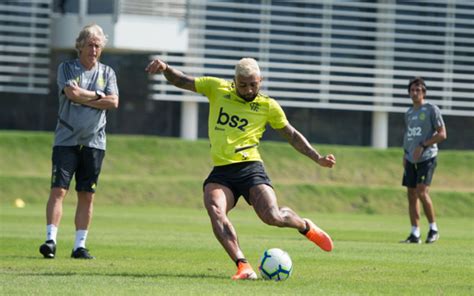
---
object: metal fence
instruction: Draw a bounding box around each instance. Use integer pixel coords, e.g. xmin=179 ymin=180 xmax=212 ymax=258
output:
xmin=149 ymin=0 xmax=474 ymax=117
xmin=120 ymin=0 xmax=187 ymax=18
xmin=0 ymin=0 xmax=52 ymax=94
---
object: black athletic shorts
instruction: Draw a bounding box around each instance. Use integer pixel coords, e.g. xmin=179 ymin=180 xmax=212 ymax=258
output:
xmin=402 ymin=157 xmax=437 ymax=188
xmin=203 ymin=161 xmax=272 ymax=205
xmin=51 ymin=145 xmax=105 ymax=193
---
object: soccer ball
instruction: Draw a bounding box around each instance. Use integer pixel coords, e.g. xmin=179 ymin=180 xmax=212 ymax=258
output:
xmin=259 ymin=248 xmax=293 ymax=281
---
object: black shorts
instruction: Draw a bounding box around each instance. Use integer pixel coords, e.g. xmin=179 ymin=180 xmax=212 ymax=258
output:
xmin=402 ymin=157 xmax=437 ymax=188
xmin=51 ymin=145 xmax=105 ymax=193
xmin=203 ymin=161 xmax=272 ymax=205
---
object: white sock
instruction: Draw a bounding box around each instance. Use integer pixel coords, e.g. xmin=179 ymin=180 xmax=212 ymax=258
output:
xmin=46 ymin=224 xmax=58 ymax=243
xmin=429 ymin=223 xmax=438 ymax=232
xmin=74 ymin=230 xmax=88 ymax=251
xmin=411 ymin=226 xmax=420 ymax=237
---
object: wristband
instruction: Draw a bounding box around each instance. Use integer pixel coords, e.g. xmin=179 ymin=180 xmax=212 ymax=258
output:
xmin=95 ymin=90 xmax=105 ymax=99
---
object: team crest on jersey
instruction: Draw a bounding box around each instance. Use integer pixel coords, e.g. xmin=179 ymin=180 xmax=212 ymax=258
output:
xmin=419 ymin=112 xmax=426 ymax=121
xmin=97 ymin=76 xmax=105 ymax=89
xmin=249 ymin=102 xmax=260 ymax=112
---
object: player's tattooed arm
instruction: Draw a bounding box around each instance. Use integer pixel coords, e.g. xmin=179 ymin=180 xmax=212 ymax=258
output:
xmin=277 ymin=124 xmax=336 ymax=168
xmin=277 ymin=124 xmax=321 ymax=161
xmin=163 ymin=66 xmax=196 ymax=92
xmin=145 ymin=59 xmax=196 ymax=92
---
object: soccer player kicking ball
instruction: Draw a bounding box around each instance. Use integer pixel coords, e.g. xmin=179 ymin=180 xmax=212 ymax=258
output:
xmin=146 ymin=57 xmax=335 ymax=279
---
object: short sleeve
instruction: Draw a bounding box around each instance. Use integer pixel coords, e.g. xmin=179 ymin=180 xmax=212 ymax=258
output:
xmin=268 ymin=99 xmax=288 ymax=129
xmin=194 ymin=76 xmax=223 ymax=101
xmin=431 ymin=105 xmax=445 ymax=129
xmin=57 ymin=61 xmax=78 ymax=96
xmin=56 ymin=62 xmax=68 ymax=95
xmin=105 ymin=67 xmax=119 ymax=96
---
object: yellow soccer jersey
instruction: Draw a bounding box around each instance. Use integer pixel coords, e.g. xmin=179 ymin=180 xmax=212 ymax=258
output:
xmin=195 ymin=76 xmax=289 ymax=166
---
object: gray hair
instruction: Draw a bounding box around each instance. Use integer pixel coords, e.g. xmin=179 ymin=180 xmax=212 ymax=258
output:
xmin=75 ymin=24 xmax=108 ymax=54
xmin=235 ymin=58 xmax=261 ymax=77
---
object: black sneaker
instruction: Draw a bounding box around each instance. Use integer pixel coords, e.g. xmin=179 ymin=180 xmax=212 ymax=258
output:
xmin=425 ymin=229 xmax=439 ymax=244
xmin=71 ymin=247 xmax=95 ymax=259
xmin=400 ymin=234 xmax=421 ymax=244
xmin=39 ymin=240 xmax=56 ymax=258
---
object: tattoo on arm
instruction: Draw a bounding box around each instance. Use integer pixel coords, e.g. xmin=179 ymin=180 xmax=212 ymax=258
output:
xmin=163 ymin=67 xmax=196 ymax=92
xmin=278 ymin=124 xmax=320 ymax=161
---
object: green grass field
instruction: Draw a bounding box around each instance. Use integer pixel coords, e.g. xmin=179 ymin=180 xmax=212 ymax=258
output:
xmin=1 ymin=131 xmax=473 ymax=295
xmin=2 ymin=205 xmax=473 ymax=295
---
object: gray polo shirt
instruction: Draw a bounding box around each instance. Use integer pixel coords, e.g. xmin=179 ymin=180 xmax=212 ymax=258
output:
xmin=403 ymin=102 xmax=444 ymax=163
xmin=54 ymin=59 xmax=119 ymax=150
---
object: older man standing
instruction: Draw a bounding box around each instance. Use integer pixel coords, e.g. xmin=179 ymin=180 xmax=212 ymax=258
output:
xmin=146 ymin=57 xmax=335 ymax=279
xmin=39 ymin=24 xmax=119 ymax=259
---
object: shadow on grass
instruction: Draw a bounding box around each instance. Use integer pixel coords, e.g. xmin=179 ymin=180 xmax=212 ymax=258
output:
xmin=3 ymin=256 xmax=232 ymax=280
xmin=14 ymin=271 xmax=228 ymax=280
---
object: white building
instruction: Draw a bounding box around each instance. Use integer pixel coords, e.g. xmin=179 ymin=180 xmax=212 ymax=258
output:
xmin=1 ymin=0 xmax=473 ymax=147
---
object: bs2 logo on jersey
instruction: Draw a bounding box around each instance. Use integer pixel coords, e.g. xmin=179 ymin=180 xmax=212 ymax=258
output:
xmin=217 ymin=107 xmax=248 ymax=131
xmin=407 ymin=126 xmax=422 ymax=137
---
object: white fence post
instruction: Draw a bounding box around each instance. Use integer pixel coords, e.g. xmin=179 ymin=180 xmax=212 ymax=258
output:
xmin=180 ymin=101 xmax=198 ymax=140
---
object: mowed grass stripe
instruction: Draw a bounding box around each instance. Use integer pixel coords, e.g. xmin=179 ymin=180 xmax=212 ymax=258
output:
xmin=1 ymin=205 xmax=473 ymax=295
xmin=1 ymin=174 xmax=472 ymax=216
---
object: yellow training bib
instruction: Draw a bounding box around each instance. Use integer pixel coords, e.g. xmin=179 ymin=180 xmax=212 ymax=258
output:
xmin=195 ymin=76 xmax=288 ymax=166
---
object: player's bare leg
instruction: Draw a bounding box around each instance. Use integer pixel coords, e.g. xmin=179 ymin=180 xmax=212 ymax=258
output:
xmin=407 ymin=188 xmax=421 ymax=227
xmin=400 ymin=188 xmax=422 ymax=243
xmin=75 ymin=191 xmax=94 ymax=230
xmin=46 ymin=187 xmax=68 ymax=226
xmin=71 ymin=191 xmax=95 ymax=259
xmin=249 ymin=184 xmax=306 ymax=229
xmin=416 ymin=184 xmax=435 ymax=223
xmin=40 ymin=187 xmax=67 ymax=258
xmin=249 ymin=184 xmax=333 ymax=251
xmin=203 ymin=183 xmax=256 ymax=279
xmin=416 ymin=184 xmax=439 ymax=243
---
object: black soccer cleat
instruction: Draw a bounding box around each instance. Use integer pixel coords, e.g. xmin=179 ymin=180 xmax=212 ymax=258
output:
xmin=425 ymin=229 xmax=439 ymax=244
xmin=400 ymin=233 xmax=421 ymax=244
xmin=39 ymin=240 xmax=56 ymax=259
xmin=71 ymin=247 xmax=95 ymax=259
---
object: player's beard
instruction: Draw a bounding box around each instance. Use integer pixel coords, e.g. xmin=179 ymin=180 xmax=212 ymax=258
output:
xmin=237 ymin=90 xmax=259 ymax=102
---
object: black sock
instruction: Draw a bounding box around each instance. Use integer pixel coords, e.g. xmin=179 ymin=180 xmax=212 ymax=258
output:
xmin=235 ymin=258 xmax=248 ymax=266
xmin=299 ymin=221 xmax=310 ymax=235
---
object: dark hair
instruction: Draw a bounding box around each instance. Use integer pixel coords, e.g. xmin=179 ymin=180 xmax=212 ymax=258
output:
xmin=408 ymin=76 xmax=427 ymax=93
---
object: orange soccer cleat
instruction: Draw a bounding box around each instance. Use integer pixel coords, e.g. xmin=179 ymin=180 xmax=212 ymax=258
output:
xmin=303 ymin=218 xmax=334 ymax=252
xmin=231 ymin=261 xmax=258 ymax=280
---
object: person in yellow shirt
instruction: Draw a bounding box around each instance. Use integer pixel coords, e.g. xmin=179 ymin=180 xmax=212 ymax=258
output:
xmin=146 ymin=57 xmax=336 ymax=280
